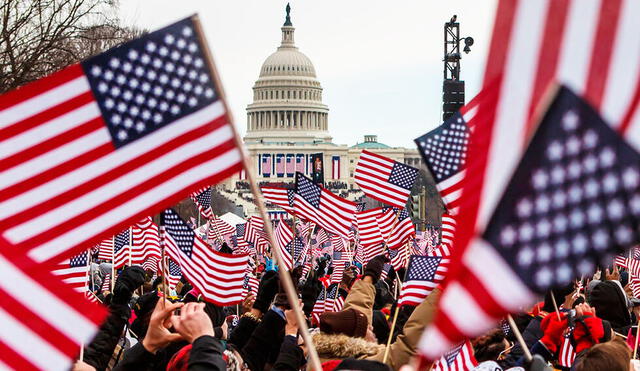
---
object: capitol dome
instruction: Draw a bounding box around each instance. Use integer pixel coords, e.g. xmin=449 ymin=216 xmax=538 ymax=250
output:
xmin=244 ymin=4 xmax=331 ymax=144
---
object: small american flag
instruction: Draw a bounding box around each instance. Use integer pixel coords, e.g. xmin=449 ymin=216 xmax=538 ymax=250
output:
xmin=311 ymin=288 xmax=326 ymax=323
xmin=242 ymin=273 xmax=259 ymax=299
xmin=0 ymin=17 xmax=243 ymax=265
xmin=113 ymin=228 xmax=131 ymax=268
xmin=165 ymin=257 xmax=183 ymax=289
xmin=131 ymin=216 xmax=162 ymax=273
xmin=162 ymin=208 xmax=248 ymax=305
xmin=97 ymin=237 xmax=114 ymax=260
xmin=208 ymin=216 xmax=235 ymax=238
xmin=399 ymin=255 xmax=449 ymax=306
xmin=354 ymin=150 xmax=419 ymax=208
xmin=558 ymin=332 xmax=576 ymax=368
xmin=191 ymin=186 xmax=214 ymax=219
xmin=356 ymin=207 xmax=387 ymax=248
xmin=389 ymin=244 xmax=409 ymax=271
xmin=100 ymin=273 xmax=112 ymax=294
xmin=386 ymin=209 xmax=415 ymax=250
xmin=323 ymin=284 xmax=340 ymax=313
xmin=52 ymin=250 xmax=89 ymax=292
xmin=431 ymin=340 xmax=477 ymax=371
xmin=245 ymin=216 xmax=267 ymax=244
xmin=275 ymin=221 xmax=294 ymax=271
xmin=0 ymin=239 xmax=107 ymax=370
xmin=261 ymin=186 xmax=295 ymax=214
xmin=440 ymin=213 xmax=456 ymax=248
xmin=294 ymin=173 xmax=356 ymax=239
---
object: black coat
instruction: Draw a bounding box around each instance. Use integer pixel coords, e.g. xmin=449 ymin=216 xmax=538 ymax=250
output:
xmin=272 ymin=335 xmax=305 ymax=371
xmin=241 ymin=309 xmax=286 ymax=371
xmin=83 ymin=302 xmax=131 ymax=371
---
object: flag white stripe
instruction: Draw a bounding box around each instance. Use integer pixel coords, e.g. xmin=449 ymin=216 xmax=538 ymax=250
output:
xmin=602 ymin=0 xmax=640 ymax=125
xmin=555 ymin=0 xmax=601 ymax=95
xmin=437 ymin=169 xmax=466 ymax=191
xmin=440 ymin=282 xmax=495 ymax=340
xmin=464 ymin=238 xmax=534 ymax=311
xmin=29 ymin=147 xmax=241 ymax=262
xmin=9 ymin=124 xmax=234 ymax=242
xmin=0 ymin=306 xmax=69 ymax=370
xmin=0 ymin=254 xmax=96 ymax=343
xmin=0 ymin=129 xmax=109 ymax=190
xmin=0 ymin=102 xmax=101 ymax=161
xmin=477 ymin=0 xmax=549 ymax=229
xmin=0 ymin=75 xmax=90 ymax=128
xmin=0 ymin=101 xmax=225 ymax=220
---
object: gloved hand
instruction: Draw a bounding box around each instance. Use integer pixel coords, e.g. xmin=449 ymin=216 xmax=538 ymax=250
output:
xmin=253 ymin=270 xmax=279 ymax=313
xmin=266 ymin=258 xmax=278 ymax=272
xmin=112 ymin=266 xmax=146 ymax=305
xmin=364 ymin=255 xmax=390 ymax=284
xmin=572 ymin=306 xmax=605 ymax=353
xmin=539 ymin=312 xmax=568 ymax=353
xmin=219 ymin=242 xmax=233 ymax=254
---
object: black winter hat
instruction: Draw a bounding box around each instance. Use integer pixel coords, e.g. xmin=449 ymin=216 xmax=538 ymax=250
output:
xmin=588 ymin=281 xmax=631 ymax=333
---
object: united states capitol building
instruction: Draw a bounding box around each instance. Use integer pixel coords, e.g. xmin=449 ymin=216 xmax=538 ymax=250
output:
xmin=219 ymin=6 xmax=424 ymax=218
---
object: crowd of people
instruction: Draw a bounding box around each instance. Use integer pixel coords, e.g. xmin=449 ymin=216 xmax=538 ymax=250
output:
xmin=70 ymin=251 xmax=640 ymax=371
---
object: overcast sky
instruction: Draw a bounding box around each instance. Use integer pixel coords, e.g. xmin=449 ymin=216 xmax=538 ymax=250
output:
xmin=119 ymin=1 xmax=498 ymax=148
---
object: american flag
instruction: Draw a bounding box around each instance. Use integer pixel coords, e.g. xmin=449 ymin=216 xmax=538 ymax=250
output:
xmin=191 ymin=186 xmax=214 ymax=219
xmin=389 ymin=244 xmax=409 ymax=271
xmin=630 ymin=277 xmax=640 ymax=298
xmin=165 ymin=257 xmax=183 ymax=289
xmin=275 ymin=221 xmax=295 ymax=271
xmin=52 ymin=250 xmax=89 ymax=292
xmin=261 ymin=186 xmax=295 ymax=213
xmin=323 ymin=284 xmax=341 ymax=313
xmin=0 ymin=239 xmax=108 ymax=370
xmin=113 ymin=228 xmax=131 ymax=268
xmin=293 ymin=237 xmax=306 ymax=264
xmin=356 ymin=207 xmax=388 ymax=248
xmin=0 ymin=17 xmax=243 ymax=265
xmin=208 ymin=216 xmax=235 ymax=239
xmin=286 ymin=155 xmax=295 ymax=176
xmin=262 ymin=155 xmax=272 ymax=177
xmin=415 ymin=90 xmax=493 ymax=215
xmin=296 ymin=155 xmax=305 ymax=174
xmin=97 ymin=237 xmax=114 ymax=260
xmin=276 ymin=155 xmax=285 ymax=176
xmin=313 ymin=228 xmax=330 ymax=248
xmin=235 ymin=223 xmax=253 ymax=254
xmin=558 ymin=333 xmax=576 ymax=368
xmin=296 ymin=221 xmax=312 ymax=240
xmin=440 ymin=213 xmax=456 ymax=248
xmin=386 ymin=209 xmax=415 ymax=250
xmin=161 ymin=208 xmax=249 ymax=305
xmin=354 ymin=150 xmax=419 ymax=208
xmin=294 ymin=172 xmax=356 ymax=239
xmin=431 ymin=340 xmax=477 ymax=371
xmin=420 ymin=87 xmax=640 ymax=357
xmin=242 ymin=273 xmax=259 ymax=299
xmin=330 ymin=251 xmax=350 ymax=285
xmin=100 ymin=273 xmax=112 ymax=294
xmin=131 ymin=216 xmax=162 ymax=272
xmin=398 ymin=255 xmax=449 ymax=306
xmin=245 ymin=216 xmax=267 ymax=244
xmin=311 ymin=288 xmax=326 ymax=323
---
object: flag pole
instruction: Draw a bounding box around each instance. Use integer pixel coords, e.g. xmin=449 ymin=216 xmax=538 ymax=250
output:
xmin=192 ymin=16 xmax=322 ymax=371
xmin=129 ymin=227 xmax=133 ymax=267
xmin=383 ymin=271 xmax=403 ymax=363
xmin=508 ymin=314 xmax=532 ymax=362
xmin=159 ymin=212 xmax=169 ymax=305
xmin=111 ymin=236 xmax=115 ymax=293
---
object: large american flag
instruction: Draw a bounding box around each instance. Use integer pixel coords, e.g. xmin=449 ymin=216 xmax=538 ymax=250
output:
xmin=0 ymin=237 xmax=107 ymax=370
xmin=398 ymin=255 xmax=449 ymax=306
xmin=294 ymin=172 xmax=356 ymax=239
xmin=431 ymin=340 xmax=477 ymax=371
xmin=420 ymin=87 xmax=640 ymax=357
xmin=52 ymin=250 xmax=89 ymax=292
xmin=161 ymin=208 xmax=248 ymax=306
xmin=208 ymin=216 xmax=236 ymax=240
xmin=0 ymin=17 xmax=243 ymax=265
xmin=354 ymin=150 xmax=419 ymax=208
xmin=191 ymin=186 xmax=214 ymax=219
xmin=261 ymin=186 xmax=295 ymax=213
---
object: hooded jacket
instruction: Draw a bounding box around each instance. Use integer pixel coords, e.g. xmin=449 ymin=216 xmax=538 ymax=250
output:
xmin=312 ymin=279 xmax=440 ymax=370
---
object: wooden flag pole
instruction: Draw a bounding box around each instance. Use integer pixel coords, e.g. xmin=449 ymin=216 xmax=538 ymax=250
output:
xmin=383 ymin=271 xmax=403 ymax=363
xmin=111 ymin=236 xmax=115 ymax=293
xmin=550 ymin=290 xmax=562 ymax=321
xmin=192 ymin=16 xmax=322 ymax=371
xmin=508 ymin=314 xmax=532 ymax=362
xmin=159 ymin=217 xmax=169 ymax=306
xmin=128 ymin=227 xmax=133 ymax=267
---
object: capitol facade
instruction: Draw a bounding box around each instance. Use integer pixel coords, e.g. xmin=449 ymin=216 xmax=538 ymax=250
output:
xmin=221 ymin=6 xmax=423 ymax=217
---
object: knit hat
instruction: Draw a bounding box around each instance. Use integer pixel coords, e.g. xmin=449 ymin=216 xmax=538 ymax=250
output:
xmin=319 ymin=308 xmax=368 ymax=338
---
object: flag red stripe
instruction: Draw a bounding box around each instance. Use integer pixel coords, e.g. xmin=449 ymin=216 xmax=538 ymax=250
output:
xmin=0 ymin=339 xmax=39 ymax=370
xmin=0 ymin=117 xmax=103 ymax=174
xmin=0 ymin=91 xmax=94 ymax=141
xmin=0 ymin=64 xmax=84 ymax=110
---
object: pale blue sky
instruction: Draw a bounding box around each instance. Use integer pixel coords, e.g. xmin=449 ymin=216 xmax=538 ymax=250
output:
xmin=119 ymin=1 xmax=498 ymax=148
